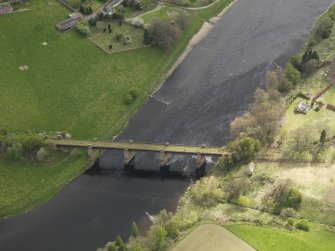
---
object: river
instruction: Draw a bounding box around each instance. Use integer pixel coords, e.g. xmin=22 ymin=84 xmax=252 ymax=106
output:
xmin=0 ymin=0 xmax=333 ymax=250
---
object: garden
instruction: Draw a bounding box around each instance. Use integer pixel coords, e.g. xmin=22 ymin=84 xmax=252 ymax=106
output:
xmin=90 ymin=20 xmax=146 ymax=53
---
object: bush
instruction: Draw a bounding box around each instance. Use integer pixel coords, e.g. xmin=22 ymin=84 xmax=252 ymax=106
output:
xmin=287 ymin=188 xmax=302 ymax=210
xmin=314 ymin=17 xmax=333 ymax=41
xmin=296 ymin=220 xmax=309 ymax=231
xmin=285 ymin=63 xmax=301 ymax=85
xmin=6 ymin=143 xmax=23 ymax=160
xmin=124 ymin=94 xmax=134 ymax=105
xmin=113 ymin=34 xmax=121 ymax=43
xmin=237 ymin=195 xmax=251 ymax=208
xmin=75 ymin=22 xmax=91 ymax=36
xmin=129 ymin=88 xmax=139 ymax=99
xmin=303 ymin=59 xmax=319 ymax=74
xmin=287 ymin=218 xmax=294 ymax=226
xmin=22 ymin=135 xmax=44 ymax=153
xmin=280 ymin=208 xmax=297 ymax=219
xmin=228 ymin=137 xmax=261 ymax=163
xmin=191 ymin=177 xmax=224 ymax=207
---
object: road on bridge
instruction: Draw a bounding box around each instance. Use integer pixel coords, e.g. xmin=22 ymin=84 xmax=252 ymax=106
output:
xmin=52 ymin=139 xmax=225 ymax=156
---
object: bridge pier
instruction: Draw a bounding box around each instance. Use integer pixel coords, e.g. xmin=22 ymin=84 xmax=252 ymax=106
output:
xmin=195 ymin=153 xmax=206 ymax=178
xmin=159 ymin=150 xmax=171 ymax=176
xmin=124 ymin=148 xmax=135 ymax=166
xmin=87 ymin=144 xmax=99 ymax=160
xmin=159 ymin=150 xmax=171 ymax=167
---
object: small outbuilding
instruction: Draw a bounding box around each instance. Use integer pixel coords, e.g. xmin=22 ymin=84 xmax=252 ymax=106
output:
xmin=246 ymin=162 xmax=255 ymax=176
xmin=69 ymin=12 xmax=83 ymax=21
xmin=294 ymin=101 xmax=311 ymax=114
xmin=56 ymin=18 xmax=77 ymax=32
xmin=0 ymin=2 xmax=13 ymax=15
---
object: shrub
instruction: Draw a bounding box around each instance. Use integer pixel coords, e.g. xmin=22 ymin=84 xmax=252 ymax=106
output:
xmin=287 ymin=188 xmax=302 ymax=210
xmin=75 ymin=22 xmax=91 ymax=36
xmin=22 ymin=134 xmax=44 ymax=153
xmin=303 ymin=59 xmax=319 ymax=74
xmin=296 ymin=220 xmax=309 ymax=231
xmin=228 ymin=137 xmax=261 ymax=163
xmin=285 ymin=62 xmax=301 ymax=85
xmin=114 ymin=34 xmax=122 ymax=42
xmin=237 ymin=195 xmax=251 ymax=208
xmin=314 ymin=17 xmax=333 ymax=41
xmin=124 ymin=94 xmax=134 ymax=105
xmin=280 ymin=208 xmax=297 ymax=219
xmin=191 ymin=177 xmax=224 ymax=207
xmin=287 ymin=218 xmax=294 ymax=226
xmin=6 ymin=143 xmax=23 ymax=160
xmin=129 ymin=88 xmax=139 ymax=99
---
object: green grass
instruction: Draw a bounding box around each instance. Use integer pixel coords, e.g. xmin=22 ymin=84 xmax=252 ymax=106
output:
xmin=141 ymin=6 xmax=171 ymax=24
xmin=0 ymin=0 xmax=232 ymax=139
xmin=0 ymin=151 xmax=88 ymax=217
xmin=0 ymin=0 xmax=233 ymax=217
xmin=227 ymin=225 xmax=335 ymax=251
xmin=323 ymin=85 xmax=335 ymax=105
xmin=280 ymin=97 xmax=335 ymax=142
xmin=172 ymin=224 xmax=255 ymax=251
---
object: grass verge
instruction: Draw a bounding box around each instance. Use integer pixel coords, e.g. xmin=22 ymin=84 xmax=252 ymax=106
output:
xmin=0 ymin=151 xmax=89 ymax=217
xmin=227 ymin=224 xmax=335 ymax=251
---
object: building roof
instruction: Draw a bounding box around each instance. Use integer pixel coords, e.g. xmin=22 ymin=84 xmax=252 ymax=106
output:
xmin=0 ymin=2 xmax=11 ymax=9
xmin=56 ymin=18 xmax=77 ymax=31
xmin=294 ymin=101 xmax=311 ymax=114
xmin=104 ymin=0 xmax=123 ymax=12
xmin=69 ymin=12 xmax=83 ymax=20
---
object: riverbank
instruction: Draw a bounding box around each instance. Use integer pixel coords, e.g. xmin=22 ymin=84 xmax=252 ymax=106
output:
xmin=153 ymin=0 xmax=236 ymax=94
xmin=98 ymin=1 xmax=335 ymax=249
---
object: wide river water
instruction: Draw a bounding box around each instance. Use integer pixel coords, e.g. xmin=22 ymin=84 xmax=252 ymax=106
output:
xmin=0 ymin=0 xmax=334 ymax=250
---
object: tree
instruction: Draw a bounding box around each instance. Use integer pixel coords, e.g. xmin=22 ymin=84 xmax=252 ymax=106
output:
xmin=290 ymin=126 xmax=313 ymax=152
xmin=320 ymin=130 xmax=326 ymax=145
xmin=131 ymin=222 xmax=139 ymax=237
xmin=147 ymin=226 xmax=168 ymax=251
xmin=287 ymin=188 xmax=302 ymax=210
xmin=230 ymin=88 xmax=284 ymax=143
xmin=285 ymin=62 xmax=301 ymax=85
xmin=115 ymin=236 xmax=126 ymax=251
xmin=301 ymin=47 xmax=319 ymax=66
xmin=315 ymin=17 xmax=333 ymax=41
xmin=146 ymin=20 xmax=181 ymax=52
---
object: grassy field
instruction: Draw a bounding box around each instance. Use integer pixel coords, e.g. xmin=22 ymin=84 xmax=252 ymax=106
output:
xmin=172 ymin=224 xmax=255 ymax=251
xmin=0 ymin=151 xmax=88 ymax=217
xmin=0 ymin=0 xmax=232 ymax=139
xmin=0 ymin=0 xmax=233 ymax=216
xmin=228 ymin=225 xmax=335 ymax=251
xmin=141 ymin=6 xmax=173 ymax=24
